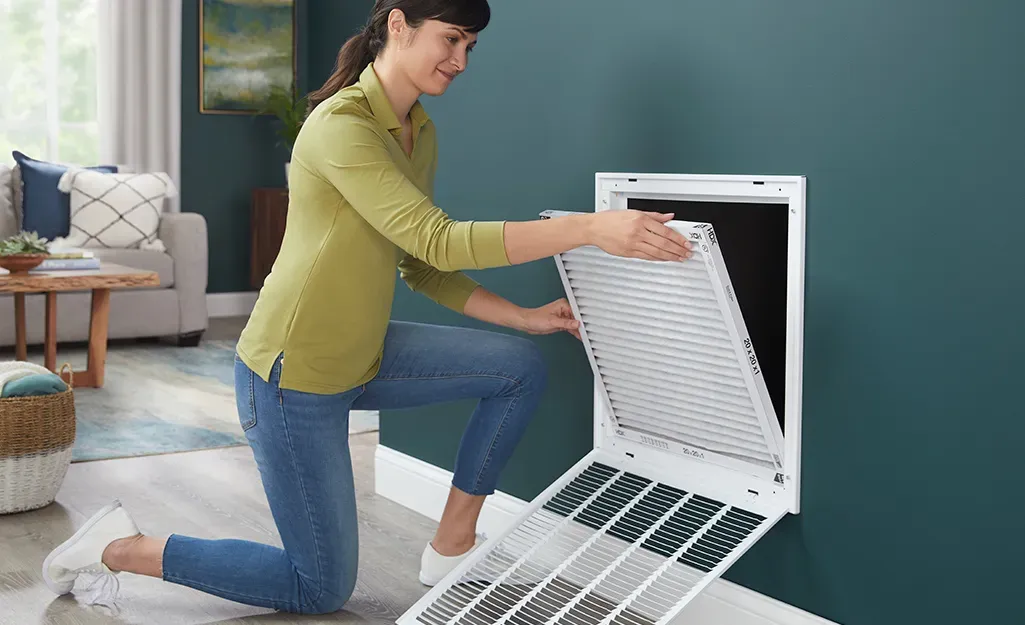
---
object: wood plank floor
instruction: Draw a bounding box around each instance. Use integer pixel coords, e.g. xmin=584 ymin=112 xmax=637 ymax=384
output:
xmin=0 ymin=433 xmax=439 ymax=625
xmin=1 ymin=318 xmax=440 ymax=625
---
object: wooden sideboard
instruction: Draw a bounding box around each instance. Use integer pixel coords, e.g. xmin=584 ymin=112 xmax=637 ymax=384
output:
xmin=250 ymin=187 xmax=288 ymax=290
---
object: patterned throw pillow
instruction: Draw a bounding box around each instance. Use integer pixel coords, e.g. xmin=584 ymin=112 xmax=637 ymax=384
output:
xmin=56 ymin=168 xmax=177 ymax=250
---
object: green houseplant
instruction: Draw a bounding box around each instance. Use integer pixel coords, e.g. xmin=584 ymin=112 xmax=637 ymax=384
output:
xmin=0 ymin=230 xmax=50 ymax=274
xmin=256 ymin=83 xmax=308 ymax=185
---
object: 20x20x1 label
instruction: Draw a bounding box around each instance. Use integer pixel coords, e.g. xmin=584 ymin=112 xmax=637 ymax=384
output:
xmin=743 ymin=337 xmax=761 ymax=375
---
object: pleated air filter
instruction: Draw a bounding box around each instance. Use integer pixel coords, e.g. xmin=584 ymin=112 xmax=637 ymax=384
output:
xmin=556 ymin=232 xmax=785 ymax=478
xmin=399 ymin=174 xmax=806 ymax=625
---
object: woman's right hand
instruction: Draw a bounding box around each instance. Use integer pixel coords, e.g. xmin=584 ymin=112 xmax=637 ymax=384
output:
xmin=586 ymin=210 xmax=693 ymax=262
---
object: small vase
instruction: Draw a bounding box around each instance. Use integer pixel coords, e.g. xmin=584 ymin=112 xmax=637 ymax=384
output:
xmin=0 ymin=253 xmax=48 ymax=274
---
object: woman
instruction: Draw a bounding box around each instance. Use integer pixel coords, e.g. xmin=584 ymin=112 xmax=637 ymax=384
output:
xmin=42 ymin=0 xmax=692 ymax=614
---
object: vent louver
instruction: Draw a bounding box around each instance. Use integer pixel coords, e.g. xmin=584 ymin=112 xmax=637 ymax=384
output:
xmin=403 ymin=460 xmax=783 ymax=625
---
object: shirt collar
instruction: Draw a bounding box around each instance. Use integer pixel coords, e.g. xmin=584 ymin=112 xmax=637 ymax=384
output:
xmin=359 ymin=62 xmax=429 ymax=134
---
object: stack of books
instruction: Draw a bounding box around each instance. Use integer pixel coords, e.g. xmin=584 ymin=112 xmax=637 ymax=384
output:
xmin=37 ymin=249 xmax=101 ymax=271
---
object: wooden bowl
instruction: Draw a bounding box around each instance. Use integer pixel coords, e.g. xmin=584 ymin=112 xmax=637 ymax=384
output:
xmin=0 ymin=253 xmax=48 ymax=274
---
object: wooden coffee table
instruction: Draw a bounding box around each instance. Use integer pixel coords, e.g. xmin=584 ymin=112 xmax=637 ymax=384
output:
xmin=0 ymin=263 xmax=160 ymax=388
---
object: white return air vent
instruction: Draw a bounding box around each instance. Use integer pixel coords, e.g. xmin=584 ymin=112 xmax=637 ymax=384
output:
xmin=399 ymin=173 xmax=806 ymax=625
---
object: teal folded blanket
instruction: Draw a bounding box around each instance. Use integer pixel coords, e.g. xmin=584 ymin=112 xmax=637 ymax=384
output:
xmin=1 ymin=373 xmax=68 ymax=397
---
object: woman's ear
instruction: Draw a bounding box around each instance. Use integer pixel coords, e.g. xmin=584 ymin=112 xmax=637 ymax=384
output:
xmin=387 ymin=8 xmax=406 ymax=37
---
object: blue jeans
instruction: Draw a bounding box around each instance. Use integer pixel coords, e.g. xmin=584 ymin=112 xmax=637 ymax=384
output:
xmin=160 ymin=321 xmax=548 ymax=614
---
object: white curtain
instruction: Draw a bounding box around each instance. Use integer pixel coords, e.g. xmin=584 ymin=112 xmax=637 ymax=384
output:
xmin=96 ymin=0 xmax=182 ymax=212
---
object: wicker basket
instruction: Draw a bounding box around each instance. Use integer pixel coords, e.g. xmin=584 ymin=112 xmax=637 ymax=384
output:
xmin=0 ymin=364 xmax=76 ymax=514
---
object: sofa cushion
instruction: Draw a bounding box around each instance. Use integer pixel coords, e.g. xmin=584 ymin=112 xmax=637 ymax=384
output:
xmin=11 ymin=151 xmax=117 ymax=241
xmin=0 ymin=164 xmax=15 ymax=240
xmin=90 ymin=248 xmax=174 ymax=288
xmin=12 ymin=165 xmax=22 ymax=227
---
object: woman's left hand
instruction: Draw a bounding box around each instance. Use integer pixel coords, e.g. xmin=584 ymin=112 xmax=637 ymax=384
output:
xmin=519 ymin=298 xmax=581 ymax=340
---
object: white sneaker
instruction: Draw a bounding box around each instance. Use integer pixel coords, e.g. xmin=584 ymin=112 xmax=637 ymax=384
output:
xmin=419 ymin=533 xmax=487 ymax=587
xmin=42 ymin=499 xmax=140 ymax=607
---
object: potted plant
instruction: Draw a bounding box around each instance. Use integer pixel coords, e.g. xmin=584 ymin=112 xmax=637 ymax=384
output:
xmin=0 ymin=231 xmax=50 ymax=274
xmin=256 ymin=83 xmax=308 ymax=185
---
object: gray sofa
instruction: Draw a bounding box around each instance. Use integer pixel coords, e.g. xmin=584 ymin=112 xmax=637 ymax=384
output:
xmin=0 ymin=163 xmax=208 ymax=349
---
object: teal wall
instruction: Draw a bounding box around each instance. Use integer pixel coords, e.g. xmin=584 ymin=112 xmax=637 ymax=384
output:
xmin=194 ymin=1 xmax=1024 ymax=622
xmin=180 ymin=0 xmax=309 ymax=293
xmin=305 ymin=1 xmax=373 ymax=95
xmin=181 ymin=0 xmax=369 ymax=292
xmin=359 ymin=2 xmax=1023 ymax=625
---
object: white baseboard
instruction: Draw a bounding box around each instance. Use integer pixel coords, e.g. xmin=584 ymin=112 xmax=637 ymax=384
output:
xmin=375 ymin=445 xmax=837 ymax=625
xmin=207 ymin=291 xmax=258 ymax=318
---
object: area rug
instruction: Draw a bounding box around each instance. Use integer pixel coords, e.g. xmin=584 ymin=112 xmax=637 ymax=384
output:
xmin=14 ymin=339 xmax=379 ymax=462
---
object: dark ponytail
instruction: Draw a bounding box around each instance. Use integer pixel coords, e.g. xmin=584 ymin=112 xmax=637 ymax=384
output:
xmin=306 ymin=0 xmax=490 ymax=116
xmin=306 ymin=28 xmax=381 ymax=115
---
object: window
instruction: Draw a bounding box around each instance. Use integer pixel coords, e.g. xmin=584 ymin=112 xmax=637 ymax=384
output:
xmin=0 ymin=0 xmax=100 ymax=164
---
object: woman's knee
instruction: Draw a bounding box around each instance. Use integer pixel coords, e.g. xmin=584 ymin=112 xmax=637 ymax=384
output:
xmin=301 ymin=590 xmax=352 ymax=615
xmin=504 ymin=336 xmax=548 ymax=395
xmin=295 ymin=548 xmax=358 ymax=614
xmin=298 ymin=575 xmax=356 ymax=615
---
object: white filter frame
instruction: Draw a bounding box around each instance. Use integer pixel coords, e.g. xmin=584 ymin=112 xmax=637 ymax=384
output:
xmin=397 ymin=172 xmax=806 ymax=625
xmin=579 ymin=173 xmax=806 ymax=515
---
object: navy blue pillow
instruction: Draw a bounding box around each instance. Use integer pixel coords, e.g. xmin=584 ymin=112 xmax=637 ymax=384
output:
xmin=12 ymin=151 xmax=118 ymax=240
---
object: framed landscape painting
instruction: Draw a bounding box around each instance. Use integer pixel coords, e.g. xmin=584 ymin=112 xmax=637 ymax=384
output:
xmin=200 ymin=0 xmax=296 ymax=114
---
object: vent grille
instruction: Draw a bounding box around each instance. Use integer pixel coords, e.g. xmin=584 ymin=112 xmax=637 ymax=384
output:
xmin=556 ymin=228 xmax=784 ymax=472
xmin=407 ymin=461 xmax=779 ymax=625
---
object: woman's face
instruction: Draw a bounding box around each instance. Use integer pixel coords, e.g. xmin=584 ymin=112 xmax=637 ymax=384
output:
xmin=394 ymin=17 xmax=477 ymax=97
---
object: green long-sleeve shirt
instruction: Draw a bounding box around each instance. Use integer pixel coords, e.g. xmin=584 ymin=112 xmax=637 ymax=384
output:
xmin=236 ymin=63 xmax=511 ymax=394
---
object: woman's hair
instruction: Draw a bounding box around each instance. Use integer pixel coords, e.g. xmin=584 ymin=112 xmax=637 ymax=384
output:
xmin=306 ymin=0 xmax=491 ymax=115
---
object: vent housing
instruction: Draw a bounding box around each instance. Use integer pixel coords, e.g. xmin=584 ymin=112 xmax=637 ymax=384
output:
xmin=399 ymin=173 xmax=806 ymax=625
